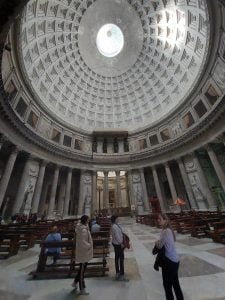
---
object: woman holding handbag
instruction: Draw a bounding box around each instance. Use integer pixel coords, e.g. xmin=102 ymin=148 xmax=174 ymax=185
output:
xmin=155 ymin=213 xmax=184 ymax=300
xmin=111 ymin=215 xmax=129 ymax=281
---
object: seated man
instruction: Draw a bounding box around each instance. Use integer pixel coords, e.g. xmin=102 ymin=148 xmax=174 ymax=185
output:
xmin=91 ymin=219 xmax=101 ymax=233
xmin=45 ymin=226 xmax=61 ymax=264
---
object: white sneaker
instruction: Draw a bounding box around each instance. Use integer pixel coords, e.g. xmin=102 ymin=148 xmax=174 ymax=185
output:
xmin=71 ymin=282 xmax=77 ymax=290
xmin=118 ymin=275 xmax=129 ymax=282
xmin=78 ymin=289 xmax=89 ymax=295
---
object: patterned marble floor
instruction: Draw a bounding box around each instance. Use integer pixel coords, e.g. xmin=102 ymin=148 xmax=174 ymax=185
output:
xmin=0 ymin=217 xmax=225 ymax=300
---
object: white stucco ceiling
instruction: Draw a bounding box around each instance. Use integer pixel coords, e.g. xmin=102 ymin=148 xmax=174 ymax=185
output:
xmin=18 ymin=0 xmax=210 ymax=132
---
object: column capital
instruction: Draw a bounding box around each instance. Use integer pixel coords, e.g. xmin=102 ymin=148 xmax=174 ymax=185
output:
xmin=103 ymin=171 xmax=109 ymax=176
xmin=115 ymin=170 xmax=120 ymax=176
xmin=0 ymin=134 xmax=7 ymax=145
xmin=177 ymin=157 xmax=183 ymax=164
xmin=40 ymin=160 xmax=48 ymax=167
xmin=205 ymin=143 xmax=213 ymax=152
xmin=164 ymin=161 xmax=169 ymax=168
xmin=11 ymin=146 xmax=20 ymax=155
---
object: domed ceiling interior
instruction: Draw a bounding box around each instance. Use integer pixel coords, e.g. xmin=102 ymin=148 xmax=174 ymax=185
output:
xmin=18 ymin=0 xmax=210 ymax=133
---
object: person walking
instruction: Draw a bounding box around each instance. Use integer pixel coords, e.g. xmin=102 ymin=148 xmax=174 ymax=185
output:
xmin=111 ymin=215 xmax=129 ymax=281
xmin=155 ymin=213 xmax=184 ymax=300
xmin=72 ymin=215 xmax=93 ymax=295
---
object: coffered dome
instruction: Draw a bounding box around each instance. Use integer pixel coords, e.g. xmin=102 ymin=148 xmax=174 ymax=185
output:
xmin=18 ymin=0 xmax=210 ymax=132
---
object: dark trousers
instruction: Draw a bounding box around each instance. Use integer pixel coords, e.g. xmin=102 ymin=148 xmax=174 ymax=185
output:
xmin=74 ymin=262 xmax=88 ymax=290
xmin=46 ymin=252 xmax=59 ymax=263
xmin=113 ymin=244 xmax=124 ymax=275
xmin=162 ymin=257 xmax=184 ymax=300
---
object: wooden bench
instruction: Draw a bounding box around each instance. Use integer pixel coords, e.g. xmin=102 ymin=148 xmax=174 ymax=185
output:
xmin=0 ymin=233 xmax=20 ymax=258
xmin=30 ymin=237 xmax=110 ymax=279
xmin=207 ymin=221 xmax=225 ymax=244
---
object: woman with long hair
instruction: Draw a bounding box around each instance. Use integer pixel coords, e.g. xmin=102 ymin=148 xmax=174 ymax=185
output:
xmin=72 ymin=215 xmax=93 ymax=295
xmin=155 ymin=213 xmax=184 ymax=300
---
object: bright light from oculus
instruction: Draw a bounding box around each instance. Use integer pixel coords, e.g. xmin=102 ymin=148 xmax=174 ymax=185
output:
xmin=96 ymin=24 xmax=124 ymax=57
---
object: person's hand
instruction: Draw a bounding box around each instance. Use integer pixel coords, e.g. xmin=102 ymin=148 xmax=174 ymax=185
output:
xmin=155 ymin=240 xmax=160 ymax=248
xmin=121 ymin=243 xmax=125 ymax=249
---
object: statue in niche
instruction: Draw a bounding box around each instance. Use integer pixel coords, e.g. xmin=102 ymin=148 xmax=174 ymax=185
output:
xmin=172 ymin=122 xmax=182 ymax=137
xmin=114 ymin=137 xmax=118 ymax=153
xmin=92 ymin=138 xmax=97 ymax=153
xmin=132 ymin=172 xmax=141 ymax=183
xmin=22 ymin=181 xmax=34 ymax=214
xmin=103 ymin=138 xmax=107 ymax=153
xmin=83 ymin=174 xmax=91 ymax=184
xmin=135 ymin=185 xmax=143 ymax=203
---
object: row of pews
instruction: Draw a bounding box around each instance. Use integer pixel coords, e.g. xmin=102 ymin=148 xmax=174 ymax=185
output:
xmin=0 ymin=217 xmax=112 ymax=279
xmin=136 ymin=211 xmax=225 ymax=244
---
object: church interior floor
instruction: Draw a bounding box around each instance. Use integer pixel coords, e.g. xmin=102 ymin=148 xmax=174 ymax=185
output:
xmin=0 ymin=217 xmax=225 ymax=300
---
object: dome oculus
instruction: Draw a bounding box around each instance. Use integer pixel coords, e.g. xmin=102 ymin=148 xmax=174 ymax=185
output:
xmin=96 ymin=24 xmax=124 ymax=57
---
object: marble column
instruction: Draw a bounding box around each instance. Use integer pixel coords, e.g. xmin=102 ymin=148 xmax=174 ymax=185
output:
xmin=47 ymin=165 xmax=59 ymax=217
xmin=206 ymin=144 xmax=225 ymax=192
xmin=57 ymin=184 xmax=66 ymax=216
xmin=38 ymin=181 xmax=49 ymax=216
xmin=92 ymin=171 xmax=97 ymax=212
xmin=103 ymin=171 xmax=109 ymax=209
xmin=177 ymin=158 xmax=197 ymax=209
xmin=127 ymin=171 xmax=135 ymax=207
xmin=0 ymin=147 xmax=18 ymax=210
xmin=152 ymin=165 xmax=166 ymax=212
xmin=140 ymin=168 xmax=150 ymax=211
xmin=78 ymin=171 xmax=85 ymax=215
xmin=12 ymin=155 xmax=32 ymax=215
xmin=0 ymin=135 xmax=5 ymax=151
xmin=116 ymin=170 xmax=122 ymax=207
xmin=193 ymin=152 xmax=215 ymax=207
xmin=31 ymin=160 xmax=47 ymax=213
xmin=164 ymin=162 xmax=177 ymax=202
xmin=63 ymin=168 xmax=72 ymax=216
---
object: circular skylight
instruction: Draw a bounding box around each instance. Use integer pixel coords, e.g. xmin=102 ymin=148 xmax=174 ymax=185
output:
xmin=18 ymin=0 xmax=210 ymax=132
xmin=96 ymin=24 xmax=124 ymax=57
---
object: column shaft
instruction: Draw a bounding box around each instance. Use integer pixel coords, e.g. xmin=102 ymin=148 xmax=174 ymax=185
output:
xmin=63 ymin=168 xmax=72 ymax=216
xmin=152 ymin=166 xmax=166 ymax=212
xmin=92 ymin=171 xmax=97 ymax=212
xmin=0 ymin=148 xmax=18 ymax=209
xmin=164 ymin=163 xmax=177 ymax=202
xmin=12 ymin=156 xmax=31 ymax=215
xmin=193 ymin=153 xmax=216 ymax=207
xmin=140 ymin=168 xmax=150 ymax=211
xmin=207 ymin=144 xmax=225 ymax=192
xmin=177 ymin=158 xmax=197 ymax=209
xmin=38 ymin=181 xmax=49 ymax=215
xmin=103 ymin=171 xmax=109 ymax=209
xmin=57 ymin=184 xmax=66 ymax=215
xmin=116 ymin=171 xmax=122 ymax=207
xmin=48 ymin=165 xmax=59 ymax=216
xmin=31 ymin=160 xmax=47 ymax=213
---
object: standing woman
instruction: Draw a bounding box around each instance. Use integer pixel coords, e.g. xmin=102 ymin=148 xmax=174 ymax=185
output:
xmin=72 ymin=215 xmax=93 ymax=295
xmin=111 ymin=215 xmax=129 ymax=281
xmin=155 ymin=214 xmax=184 ymax=300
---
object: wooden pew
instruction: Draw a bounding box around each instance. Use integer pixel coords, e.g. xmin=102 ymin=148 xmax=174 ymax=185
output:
xmin=30 ymin=237 xmax=109 ymax=279
xmin=0 ymin=233 xmax=20 ymax=258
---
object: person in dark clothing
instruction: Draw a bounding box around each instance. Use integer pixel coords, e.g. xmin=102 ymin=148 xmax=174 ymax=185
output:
xmin=155 ymin=214 xmax=184 ymax=300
